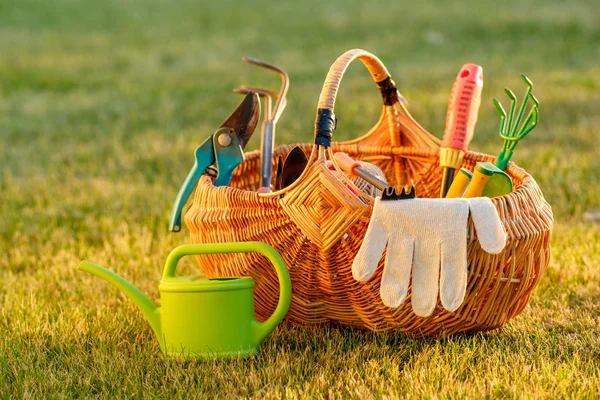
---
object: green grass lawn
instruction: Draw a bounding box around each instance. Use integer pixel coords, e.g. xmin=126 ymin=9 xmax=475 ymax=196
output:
xmin=1 ymin=0 xmax=599 ymax=397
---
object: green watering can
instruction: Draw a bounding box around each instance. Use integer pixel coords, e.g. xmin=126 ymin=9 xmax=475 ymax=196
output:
xmin=79 ymin=242 xmax=291 ymax=358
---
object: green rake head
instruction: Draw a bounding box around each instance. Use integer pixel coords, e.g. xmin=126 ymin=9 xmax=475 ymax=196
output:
xmin=493 ymin=74 xmax=540 ymax=170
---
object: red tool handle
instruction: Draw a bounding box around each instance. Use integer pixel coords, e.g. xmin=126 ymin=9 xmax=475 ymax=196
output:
xmin=441 ymin=64 xmax=484 ymax=152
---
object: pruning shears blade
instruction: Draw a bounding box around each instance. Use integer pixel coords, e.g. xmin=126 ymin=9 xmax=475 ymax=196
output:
xmin=219 ymin=92 xmax=261 ymax=148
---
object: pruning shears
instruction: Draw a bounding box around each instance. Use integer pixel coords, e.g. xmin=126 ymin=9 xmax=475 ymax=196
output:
xmin=168 ymin=92 xmax=261 ymax=232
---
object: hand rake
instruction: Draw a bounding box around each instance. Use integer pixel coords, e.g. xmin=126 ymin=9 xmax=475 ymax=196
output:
xmin=493 ymin=74 xmax=540 ymax=171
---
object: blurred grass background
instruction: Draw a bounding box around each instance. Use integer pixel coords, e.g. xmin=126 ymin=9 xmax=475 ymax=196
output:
xmin=0 ymin=0 xmax=599 ymax=397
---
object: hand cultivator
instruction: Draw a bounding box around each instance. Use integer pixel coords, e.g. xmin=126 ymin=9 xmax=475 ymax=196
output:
xmin=235 ymin=57 xmax=289 ymax=193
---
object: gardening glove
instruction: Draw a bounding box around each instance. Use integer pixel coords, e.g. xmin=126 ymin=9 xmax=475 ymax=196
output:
xmin=352 ymin=197 xmax=506 ymax=317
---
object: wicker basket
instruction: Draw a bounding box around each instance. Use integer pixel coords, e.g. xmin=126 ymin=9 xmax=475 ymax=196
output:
xmin=185 ymin=49 xmax=553 ymax=336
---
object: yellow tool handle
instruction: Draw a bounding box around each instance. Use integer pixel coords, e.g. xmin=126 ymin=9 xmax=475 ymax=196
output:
xmin=463 ymin=163 xmax=494 ymax=198
xmin=445 ymin=168 xmax=473 ymax=198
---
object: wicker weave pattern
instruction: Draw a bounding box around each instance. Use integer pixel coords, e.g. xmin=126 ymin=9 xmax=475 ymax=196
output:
xmin=185 ymin=50 xmax=553 ymax=335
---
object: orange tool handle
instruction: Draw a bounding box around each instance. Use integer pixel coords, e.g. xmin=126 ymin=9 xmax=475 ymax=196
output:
xmin=333 ymin=152 xmax=389 ymax=191
xmin=334 ymin=152 xmax=361 ymax=177
xmin=441 ymin=64 xmax=484 ymax=152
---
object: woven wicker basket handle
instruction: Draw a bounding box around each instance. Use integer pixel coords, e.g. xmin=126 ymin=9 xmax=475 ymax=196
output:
xmin=314 ymin=49 xmax=399 ymax=147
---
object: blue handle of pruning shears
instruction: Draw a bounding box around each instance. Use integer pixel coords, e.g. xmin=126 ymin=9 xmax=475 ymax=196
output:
xmin=210 ymin=131 xmax=245 ymax=187
xmin=168 ymin=132 xmax=246 ymax=232
xmin=168 ymin=138 xmax=214 ymax=232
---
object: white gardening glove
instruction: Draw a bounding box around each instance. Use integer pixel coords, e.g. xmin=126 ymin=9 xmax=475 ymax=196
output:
xmin=352 ymin=197 xmax=506 ymax=317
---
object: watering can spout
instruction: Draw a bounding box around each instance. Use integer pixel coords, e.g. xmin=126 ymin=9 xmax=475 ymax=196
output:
xmin=78 ymin=261 xmax=163 ymax=348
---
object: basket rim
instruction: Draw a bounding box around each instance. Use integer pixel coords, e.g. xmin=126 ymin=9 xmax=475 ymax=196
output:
xmin=195 ymin=143 xmax=544 ymax=213
xmin=240 ymin=144 xmax=536 ymax=196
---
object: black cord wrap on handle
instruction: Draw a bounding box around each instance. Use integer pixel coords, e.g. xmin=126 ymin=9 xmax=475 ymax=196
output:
xmin=314 ymin=108 xmax=337 ymax=147
xmin=376 ymin=77 xmax=400 ymax=106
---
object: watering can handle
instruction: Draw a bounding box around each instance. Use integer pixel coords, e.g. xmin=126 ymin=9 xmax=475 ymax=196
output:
xmin=162 ymin=242 xmax=292 ymax=346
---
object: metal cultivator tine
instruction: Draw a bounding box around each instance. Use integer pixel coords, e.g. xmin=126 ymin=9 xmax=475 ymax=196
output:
xmin=240 ymin=57 xmax=289 ymax=123
xmin=234 ymin=87 xmax=274 ymax=120
xmin=381 ymin=185 xmax=416 ymax=201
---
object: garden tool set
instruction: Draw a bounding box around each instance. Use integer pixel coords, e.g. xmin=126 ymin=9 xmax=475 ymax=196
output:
xmin=442 ymin=73 xmax=539 ymax=199
xmin=348 ymin=69 xmax=539 ymax=315
xmin=78 ymin=49 xmax=551 ymax=354
xmin=169 ymin=56 xmax=290 ymax=232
